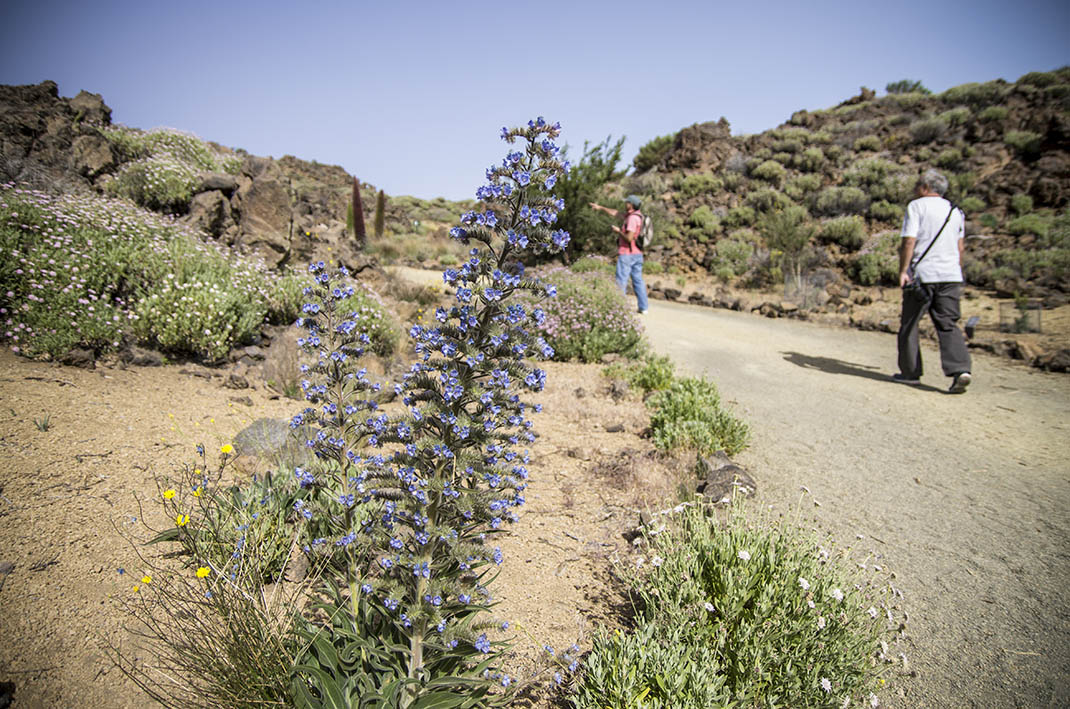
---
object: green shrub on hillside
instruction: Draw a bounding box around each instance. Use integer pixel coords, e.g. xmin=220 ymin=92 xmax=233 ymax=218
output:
xmin=959 ymin=196 xmax=986 ymax=214
xmin=813 ymin=186 xmax=869 ymax=216
xmin=977 ymin=106 xmax=1009 ymax=122
xmin=819 ymin=216 xmax=867 ymax=250
xmin=712 ymin=237 xmax=754 ymax=280
xmin=910 ymin=117 xmax=948 ymax=144
xmin=794 ymin=147 xmax=826 ymax=173
xmin=745 ymin=188 xmax=793 ymax=214
xmin=751 ymin=160 xmax=786 ymax=186
xmin=634 ymin=132 xmax=677 ymax=172
xmin=1006 ymin=213 xmax=1052 ymax=238
xmin=940 ymin=80 xmax=1009 ymax=107
xmin=1018 ymin=69 xmax=1070 ymax=87
xmin=849 ymin=233 xmax=899 ymax=286
xmin=723 ymin=206 xmax=757 ymax=228
xmin=869 ymin=200 xmax=904 ymax=223
xmin=979 ymin=213 xmax=998 ymax=229
xmin=674 ymin=172 xmax=723 ymax=200
xmin=688 ymin=206 xmax=721 ymax=242
xmin=784 ymin=174 xmax=823 ymax=201
xmin=939 ymin=107 xmax=972 ymax=128
xmin=853 ymin=136 xmax=880 ymax=152
xmin=1004 ymin=130 xmax=1043 ymax=157
xmin=936 ymin=148 xmax=964 ymax=169
xmin=1011 ymin=193 xmax=1034 ymax=216
xmin=771 ymin=138 xmax=804 ymax=154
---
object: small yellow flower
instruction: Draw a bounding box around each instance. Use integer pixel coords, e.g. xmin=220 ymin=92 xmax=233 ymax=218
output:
xmin=162 ymin=489 xmax=176 ymax=500
xmin=141 ymin=575 xmax=152 ymax=584
xmin=221 ymin=444 xmax=233 ymax=454
xmin=132 ymin=584 xmax=140 ymax=593
xmin=168 ymin=413 xmax=174 ymax=419
xmin=192 ymin=487 xmax=202 ymax=498
xmin=176 ymin=514 xmax=189 ymax=527
xmin=196 ymin=566 xmax=210 ymax=578
xmin=194 ymin=468 xmax=202 ymax=475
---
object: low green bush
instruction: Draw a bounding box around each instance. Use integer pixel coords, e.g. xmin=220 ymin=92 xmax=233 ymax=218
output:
xmin=940 ymin=80 xmax=1009 ymax=107
xmin=869 ymin=200 xmax=904 ymax=223
xmin=648 ymin=376 xmax=749 ymax=456
xmin=977 ymin=106 xmax=1009 ymax=122
xmin=723 ymin=206 xmax=756 ymax=229
xmin=675 ymin=172 xmax=724 ymax=200
xmin=794 ymin=147 xmax=826 ymax=173
xmin=849 ymin=233 xmax=900 ymax=286
xmin=939 ymin=107 xmax=972 ymax=128
xmin=750 ymin=160 xmax=787 ymax=187
xmin=572 ymin=502 xmax=895 ymax=708
xmin=979 ymin=213 xmax=998 ymax=229
xmin=853 ymin=135 xmax=881 ymax=152
xmin=909 ymin=117 xmax=948 ymax=144
xmin=959 ymin=196 xmax=986 ymax=213
xmin=784 ymin=174 xmax=823 ymax=201
xmin=771 ymin=138 xmax=804 ymax=154
xmin=525 ymin=267 xmax=643 ymax=362
xmin=935 ymin=148 xmax=964 ymax=170
xmin=1006 ymin=213 xmax=1051 ymax=238
xmin=712 ymin=237 xmax=754 ymax=280
xmin=1010 ymin=193 xmax=1034 ymax=216
xmin=887 ymin=79 xmax=930 ymax=94
xmin=820 ymin=216 xmax=867 ymax=250
xmin=604 ymin=352 xmax=676 ymax=395
xmin=688 ymin=205 xmax=721 ymax=241
xmin=1004 ymin=130 xmax=1043 ymax=157
xmin=745 ymin=188 xmax=793 ymax=214
xmin=813 ymin=186 xmax=869 ymax=216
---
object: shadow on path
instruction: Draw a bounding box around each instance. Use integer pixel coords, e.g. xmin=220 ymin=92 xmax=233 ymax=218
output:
xmin=781 ymin=351 xmax=945 ymax=392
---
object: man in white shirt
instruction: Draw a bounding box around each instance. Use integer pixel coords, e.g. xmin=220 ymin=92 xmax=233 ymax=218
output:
xmin=895 ymin=169 xmax=972 ymax=393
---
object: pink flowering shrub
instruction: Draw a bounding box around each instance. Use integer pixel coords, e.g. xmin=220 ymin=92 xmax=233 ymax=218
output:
xmin=520 ymin=266 xmax=643 ymax=362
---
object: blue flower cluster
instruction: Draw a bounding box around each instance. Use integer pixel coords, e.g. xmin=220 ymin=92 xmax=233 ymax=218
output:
xmin=289 ymin=119 xmax=571 ymax=696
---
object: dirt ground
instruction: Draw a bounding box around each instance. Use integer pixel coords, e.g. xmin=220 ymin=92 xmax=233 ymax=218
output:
xmin=0 ymin=333 xmax=679 ymax=708
xmin=1 ymin=268 xmax=1067 ymax=708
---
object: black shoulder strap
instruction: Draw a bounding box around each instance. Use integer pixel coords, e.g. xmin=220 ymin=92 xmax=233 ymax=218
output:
xmin=911 ymin=204 xmax=958 ymax=275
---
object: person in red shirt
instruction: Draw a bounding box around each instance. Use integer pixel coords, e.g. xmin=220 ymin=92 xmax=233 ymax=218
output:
xmin=588 ymin=195 xmax=649 ymax=314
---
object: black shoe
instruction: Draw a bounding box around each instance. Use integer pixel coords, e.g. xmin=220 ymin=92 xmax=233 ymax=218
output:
xmin=891 ymin=373 xmax=920 ymax=386
xmin=949 ymin=372 xmax=972 ymax=394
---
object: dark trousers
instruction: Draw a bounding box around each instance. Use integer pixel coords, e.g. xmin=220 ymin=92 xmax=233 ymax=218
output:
xmin=898 ymin=283 xmax=971 ymax=379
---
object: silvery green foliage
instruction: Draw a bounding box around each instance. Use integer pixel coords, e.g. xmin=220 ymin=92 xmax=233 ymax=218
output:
xmin=289 ymin=119 xmax=573 ymax=705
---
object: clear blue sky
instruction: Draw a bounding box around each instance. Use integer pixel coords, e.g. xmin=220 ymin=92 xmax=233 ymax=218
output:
xmin=2 ymin=0 xmax=1067 ymax=201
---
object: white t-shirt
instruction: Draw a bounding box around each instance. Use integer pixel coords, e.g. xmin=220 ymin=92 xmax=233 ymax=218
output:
xmin=901 ymin=195 xmax=964 ymax=283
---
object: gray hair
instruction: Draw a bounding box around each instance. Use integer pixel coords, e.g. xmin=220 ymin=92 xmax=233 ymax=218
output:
xmin=919 ymin=168 xmax=949 ymax=196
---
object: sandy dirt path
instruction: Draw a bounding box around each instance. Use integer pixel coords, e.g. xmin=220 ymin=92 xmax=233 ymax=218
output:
xmin=642 ymin=297 xmax=1070 ymax=708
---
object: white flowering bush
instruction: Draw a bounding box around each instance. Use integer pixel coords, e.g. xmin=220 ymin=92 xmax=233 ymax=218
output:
xmin=103 ymin=127 xmax=241 ymax=212
xmin=0 ymin=184 xmax=311 ymax=360
xmin=572 ymin=502 xmax=898 ymax=708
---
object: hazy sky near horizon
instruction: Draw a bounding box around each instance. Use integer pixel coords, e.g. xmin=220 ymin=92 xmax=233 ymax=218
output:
xmin=1 ymin=0 xmax=1067 ymax=201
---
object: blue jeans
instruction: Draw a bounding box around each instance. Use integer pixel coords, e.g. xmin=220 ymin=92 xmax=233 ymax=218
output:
xmin=615 ymin=253 xmax=649 ymax=312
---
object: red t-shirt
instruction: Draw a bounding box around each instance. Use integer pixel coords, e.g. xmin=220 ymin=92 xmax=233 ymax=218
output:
xmin=618 ymin=212 xmax=643 ymax=255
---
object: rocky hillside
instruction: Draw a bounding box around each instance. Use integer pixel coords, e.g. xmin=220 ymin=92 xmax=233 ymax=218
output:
xmin=619 ymin=70 xmax=1069 ymax=305
xmin=0 ymin=80 xmax=470 ymax=274
xmin=2 ymin=73 xmax=1067 ymax=305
